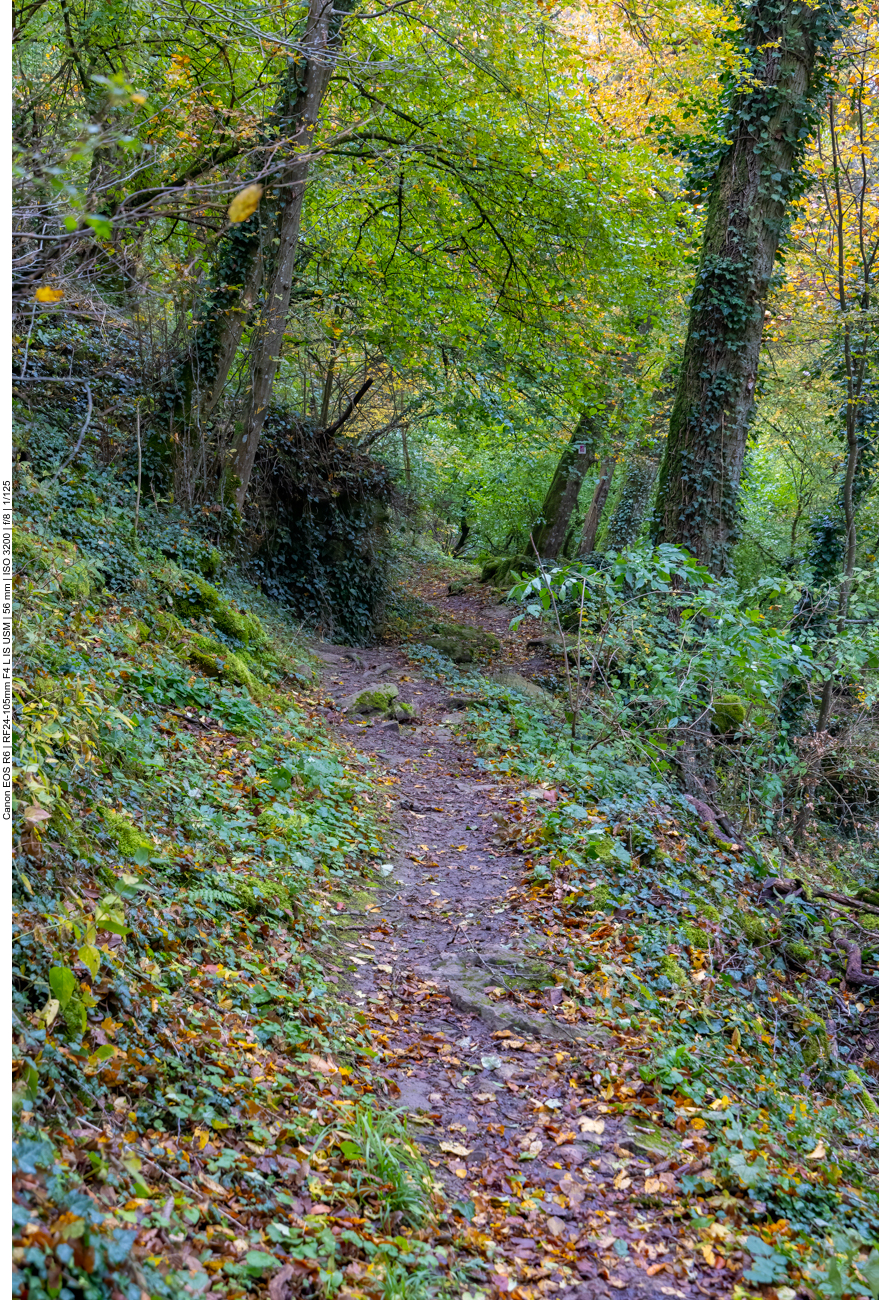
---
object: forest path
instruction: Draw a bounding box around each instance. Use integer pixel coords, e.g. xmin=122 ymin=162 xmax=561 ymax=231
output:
xmin=309 ymin=574 xmax=724 ymax=1300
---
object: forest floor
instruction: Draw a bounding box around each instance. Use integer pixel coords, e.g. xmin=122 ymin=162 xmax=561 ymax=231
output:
xmin=310 ymin=563 xmax=729 ymax=1300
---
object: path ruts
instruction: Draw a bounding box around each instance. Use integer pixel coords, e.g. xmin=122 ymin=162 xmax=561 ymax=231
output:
xmin=310 ymin=583 xmax=727 ymax=1300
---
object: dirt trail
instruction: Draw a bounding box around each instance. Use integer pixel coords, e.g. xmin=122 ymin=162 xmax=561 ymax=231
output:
xmin=311 ymin=581 xmax=720 ymax=1300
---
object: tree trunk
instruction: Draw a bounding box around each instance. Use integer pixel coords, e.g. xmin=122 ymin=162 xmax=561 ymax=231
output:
xmin=605 ymin=455 xmax=659 ymax=551
xmin=531 ymin=411 xmax=598 ymax=560
xmin=172 ymin=217 xmax=264 ymax=431
xmin=579 ymin=457 xmax=616 ymax=556
xmin=652 ymin=0 xmax=838 ymax=574
xmin=231 ymin=0 xmax=345 ymax=507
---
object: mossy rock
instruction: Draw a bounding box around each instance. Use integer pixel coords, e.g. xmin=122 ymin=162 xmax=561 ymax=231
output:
xmin=345 ymin=686 xmax=400 ymax=716
xmin=390 ymin=701 xmax=416 ymax=722
xmin=100 ymin=808 xmax=154 ymax=859
xmin=429 ymin=621 xmax=501 ymax=652
xmin=187 ymin=633 xmax=263 ymax=697
xmin=479 ymin=554 xmax=535 ymax=587
xmin=13 ymin=525 xmax=98 ymax=598
xmin=713 ymin=693 xmax=746 ymax=735
xmin=424 ymin=635 xmax=474 ymax=663
xmin=160 ymin=563 xmax=264 ymax=646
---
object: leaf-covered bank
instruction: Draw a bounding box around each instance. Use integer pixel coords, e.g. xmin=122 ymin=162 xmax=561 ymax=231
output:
xmin=11 ymin=456 xmax=477 ymax=1299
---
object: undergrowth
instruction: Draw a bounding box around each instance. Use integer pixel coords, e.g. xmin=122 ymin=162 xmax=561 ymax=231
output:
xmin=11 ymin=450 xmax=476 ymax=1298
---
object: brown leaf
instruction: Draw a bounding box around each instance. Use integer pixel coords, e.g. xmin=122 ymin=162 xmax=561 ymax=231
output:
xmin=268 ymin=1263 xmax=295 ymax=1300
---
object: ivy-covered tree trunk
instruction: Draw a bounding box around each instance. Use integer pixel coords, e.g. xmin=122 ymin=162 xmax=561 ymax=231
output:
xmin=231 ymin=0 xmax=346 ymax=507
xmin=605 ymin=455 xmax=659 ymax=552
xmin=578 ymin=457 xmax=616 ymax=556
xmin=652 ymin=0 xmax=843 ymax=574
xmin=171 ymin=217 xmax=263 ymax=430
xmin=531 ymin=411 xmax=598 ymax=559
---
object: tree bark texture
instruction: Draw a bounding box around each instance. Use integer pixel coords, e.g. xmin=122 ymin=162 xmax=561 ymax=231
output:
xmin=531 ymin=411 xmax=598 ymax=560
xmin=579 ymin=457 xmax=616 ymax=556
xmin=653 ymin=0 xmax=835 ymax=574
xmin=231 ymin=0 xmax=344 ymax=506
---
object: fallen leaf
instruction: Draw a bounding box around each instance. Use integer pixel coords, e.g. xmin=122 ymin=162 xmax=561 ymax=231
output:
xmin=308 ymin=1055 xmax=338 ymax=1075
xmin=805 ymin=1140 xmax=826 ymax=1160
xmin=23 ymin=805 xmax=52 ymax=829
xmin=34 ymin=286 xmax=64 ymax=303
xmin=700 ymin=1243 xmax=716 ymax=1267
xmin=375 ymin=963 xmax=393 ymax=974
xmin=439 ymin=1141 xmax=472 ymax=1157
xmin=579 ymin=1117 xmax=605 ymax=1135
xmin=268 ymin=1263 xmax=295 ymax=1300
xmin=545 ymin=1215 xmax=566 ymax=1237
xmin=472 ymin=1092 xmax=496 ymax=1104
xmin=612 ymin=1171 xmax=632 ymax=1190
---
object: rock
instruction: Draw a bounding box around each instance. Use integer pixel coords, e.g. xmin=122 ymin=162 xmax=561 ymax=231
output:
xmin=365 ymin=662 xmax=396 ymax=677
xmin=448 ymin=580 xmax=473 ymax=595
xmin=713 ymin=693 xmax=746 ymax=734
xmin=422 ymin=621 xmax=501 ymax=663
xmin=379 ymin=720 xmax=400 ymax=734
xmin=445 ymin=693 xmax=484 ymax=709
xmin=390 ymin=702 xmax=417 ymax=722
xmin=491 ymin=669 xmax=560 ymax=712
xmin=343 ymin=685 xmax=400 ymax=716
xmin=424 ymin=635 xmax=474 ymax=663
xmin=441 ymin=712 xmax=469 ymax=725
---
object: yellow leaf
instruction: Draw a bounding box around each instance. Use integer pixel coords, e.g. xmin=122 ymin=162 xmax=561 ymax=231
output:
xmin=40 ymin=997 xmax=60 ymax=1027
xmin=613 ymin=1171 xmax=632 ymax=1190
xmin=710 ymin=1095 xmax=732 ymax=1109
xmin=805 ymin=1140 xmax=826 ymax=1160
xmin=701 ymin=1243 xmax=716 ymax=1267
xmin=644 ymin=1177 xmax=661 ymax=1194
xmin=579 ymin=1116 xmax=605 ymax=1134
xmin=35 ymin=286 xmax=64 ymax=303
xmin=227 ymin=184 xmax=263 ymax=223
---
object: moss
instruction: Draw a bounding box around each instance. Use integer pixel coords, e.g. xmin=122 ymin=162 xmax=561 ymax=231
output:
xmin=661 ymin=955 xmax=689 ymax=987
xmin=687 ymin=893 xmax=721 ymax=923
xmin=161 ymin=563 xmax=265 ymax=646
xmin=845 ymin=1068 xmax=879 ymax=1115
xmin=588 ymin=834 xmax=618 ymax=865
xmin=187 ymin=634 xmax=263 ymax=697
xmin=784 ymin=941 xmax=815 ymax=965
xmin=13 ymin=525 xmax=97 ymax=598
xmin=683 ymin=922 xmax=711 ymax=951
xmin=713 ymin=693 xmax=746 ymax=734
xmin=152 ymin=609 xmax=186 ymax=643
xmin=390 ymin=701 xmax=416 ymax=721
xmin=589 ymin=884 xmax=612 ymax=911
xmin=198 ymin=547 xmax=223 ymax=579
xmin=100 ymin=807 xmax=154 ymax=859
xmin=738 ymin=911 xmax=768 ymax=945
xmin=347 ymin=687 xmax=399 ymax=716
